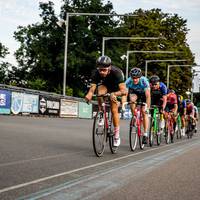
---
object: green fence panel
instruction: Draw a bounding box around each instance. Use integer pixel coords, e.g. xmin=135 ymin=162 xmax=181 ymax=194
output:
xmin=78 ymin=102 xmax=92 ymax=119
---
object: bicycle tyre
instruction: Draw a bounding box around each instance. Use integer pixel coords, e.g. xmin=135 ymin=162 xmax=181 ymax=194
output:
xmin=129 ymin=117 xmax=138 ymax=151
xmin=165 ymin=122 xmax=170 ymax=144
xmin=92 ymin=111 xmax=107 ymax=157
xmin=139 ymin=134 xmax=145 ymax=149
xmin=149 ymin=118 xmax=154 ymax=147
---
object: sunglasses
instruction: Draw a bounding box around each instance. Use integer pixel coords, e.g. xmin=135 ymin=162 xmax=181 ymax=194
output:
xmin=97 ymin=68 xmax=109 ymax=72
xmin=152 ymin=83 xmax=159 ymax=86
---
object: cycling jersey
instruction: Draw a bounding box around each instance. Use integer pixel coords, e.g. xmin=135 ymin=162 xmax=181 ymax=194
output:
xmin=186 ymin=102 xmax=194 ymax=115
xmin=91 ymin=66 xmax=124 ymax=92
xmin=178 ymin=99 xmax=186 ymax=115
xmin=165 ymin=93 xmax=177 ymax=111
xmin=125 ymin=76 xmax=150 ymax=102
xmin=151 ymin=82 xmax=167 ymax=106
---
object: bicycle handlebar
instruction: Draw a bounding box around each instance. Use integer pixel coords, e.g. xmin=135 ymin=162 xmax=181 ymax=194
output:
xmin=122 ymin=101 xmax=147 ymax=111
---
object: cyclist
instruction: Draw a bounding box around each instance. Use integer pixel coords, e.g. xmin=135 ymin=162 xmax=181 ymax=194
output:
xmin=85 ymin=55 xmax=127 ymax=147
xmin=125 ymin=67 xmax=151 ymax=144
xmin=186 ymin=99 xmax=195 ymax=131
xmin=149 ymin=75 xmax=167 ymax=131
xmin=177 ymin=95 xmax=186 ymax=136
xmin=194 ymin=105 xmax=199 ymax=133
xmin=164 ymin=89 xmax=178 ymax=142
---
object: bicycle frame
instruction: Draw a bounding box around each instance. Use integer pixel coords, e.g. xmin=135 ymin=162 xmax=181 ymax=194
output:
xmin=128 ymin=102 xmax=146 ymax=151
xmin=134 ymin=105 xmax=143 ymax=137
xmin=92 ymin=93 xmax=117 ymax=157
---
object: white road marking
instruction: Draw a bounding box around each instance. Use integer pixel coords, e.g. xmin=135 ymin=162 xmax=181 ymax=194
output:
xmin=0 ymin=139 xmax=199 ymax=194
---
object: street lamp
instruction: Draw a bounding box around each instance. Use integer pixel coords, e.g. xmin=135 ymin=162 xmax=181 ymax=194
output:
xmin=145 ymin=59 xmax=187 ymax=77
xmin=57 ymin=13 xmax=137 ymax=96
xmin=102 ymin=37 xmax=164 ymax=56
xmin=167 ymin=65 xmax=192 ymax=88
xmin=125 ymin=50 xmax=177 ymax=79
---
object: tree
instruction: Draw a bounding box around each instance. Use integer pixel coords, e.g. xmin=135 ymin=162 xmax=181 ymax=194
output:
xmin=0 ymin=42 xmax=11 ymax=84
xmin=12 ymin=2 xmax=194 ymax=97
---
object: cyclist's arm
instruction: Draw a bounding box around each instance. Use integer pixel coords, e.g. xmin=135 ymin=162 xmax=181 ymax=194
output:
xmin=174 ymin=103 xmax=178 ymax=114
xmin=145 ymin=88 xmax=151 ymax=109
xmin=85 ymin=83 xmax=96 ymax=102
xmin=162 ymin=95 xmax=167 ymax=110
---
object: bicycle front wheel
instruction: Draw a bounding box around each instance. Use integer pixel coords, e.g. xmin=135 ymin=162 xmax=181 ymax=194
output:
xmin=129 ymin=117 xmax=138 ymax=151
xmin=149 ymin=118 xmax=154 ymax=147
xmin=92 ymin=111 xmax=107 ymax=157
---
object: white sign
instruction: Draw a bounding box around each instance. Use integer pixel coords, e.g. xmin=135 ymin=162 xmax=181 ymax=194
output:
xmin=60 ymin=99 xmax=78 ymax=117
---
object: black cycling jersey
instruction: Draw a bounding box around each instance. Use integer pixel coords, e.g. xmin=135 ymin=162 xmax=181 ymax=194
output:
xmin=91 ymin=66 xmax=124 ymax=92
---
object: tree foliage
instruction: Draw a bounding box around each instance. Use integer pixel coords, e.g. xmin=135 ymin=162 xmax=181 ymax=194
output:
xmin=11 ymin=0 xmax=194 ymax=97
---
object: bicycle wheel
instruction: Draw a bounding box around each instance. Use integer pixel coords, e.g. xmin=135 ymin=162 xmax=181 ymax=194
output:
xmin=149 ymin=118 xmax=154 ymax=147
xmin=108 ymin=112 xmax=117 ymax=154
xmin=92 ymin=111 xmax=107 ymax=157
xmin=129 ymin=117 xmax=138 ymax=151
xmin=165 ymin=121 xmax=170 ymax=144
xmin=138 ymin=132 xmax=145 ymax=149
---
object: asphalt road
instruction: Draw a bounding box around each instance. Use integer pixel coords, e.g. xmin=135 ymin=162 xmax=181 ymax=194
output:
xmin=0 ymin=115 xmax=200 ymax=200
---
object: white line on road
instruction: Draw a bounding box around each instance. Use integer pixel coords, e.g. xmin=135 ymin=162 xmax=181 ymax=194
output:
xmin=0 ymin=139 xmax=199 ymax=194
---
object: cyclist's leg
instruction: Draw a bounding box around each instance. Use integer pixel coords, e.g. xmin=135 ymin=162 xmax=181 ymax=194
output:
xmin=110 ymin=100 xmax=120 ymax=146
xmin=97 ymin=85 xmax=107 ymax=110
xmin=181 ymin=114 xmax=186 ymax=136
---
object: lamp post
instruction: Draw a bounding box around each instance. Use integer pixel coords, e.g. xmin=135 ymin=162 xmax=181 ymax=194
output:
xmin=58 ymin=13 xmax=137 ymax=96
xmin=167 ymin=65 xmax=192 ymax=88
xmin=102 ymin=37 xmax=164 ymax=56
xmin=191 ymin=68 xmax=200 ymax=102
xmin=145 ymin=59 xmax=187 ymax=77
xmin=125 ymin=50 xmax=177 ymax=79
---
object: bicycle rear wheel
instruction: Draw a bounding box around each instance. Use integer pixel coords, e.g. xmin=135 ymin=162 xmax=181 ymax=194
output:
xmin=165 ymin=123 xmax=170 ymax=144
xmin=129 ymin=117 xmax=138 ymax=151
xmin=92 ymin=111 xmax=107 ymax=157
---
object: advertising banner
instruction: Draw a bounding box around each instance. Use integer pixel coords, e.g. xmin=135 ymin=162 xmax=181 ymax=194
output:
xmin=60 ymin=99 xmax=78 ymax=117
xmin=11 ymin=92 xmax=24 ymax=114
xmin=78 ymin=102 xmax=92 ymax=119
xmin=11 ymin=92 xmax=39 ymax=114
xmin=0 ymin=90 xmax=11 ymax=114
xmin=22 ymin=94 xmax=39 ymax=113
xmin=39 ymin=95 xmax=60 ymax=116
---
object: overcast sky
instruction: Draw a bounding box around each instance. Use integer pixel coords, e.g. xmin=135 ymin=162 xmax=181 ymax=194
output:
xmin=1 ymin=0 xmax=200 ymax=66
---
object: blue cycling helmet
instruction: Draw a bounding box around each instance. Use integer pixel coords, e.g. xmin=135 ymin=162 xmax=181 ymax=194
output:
xmin=130 ymin=67 xmax=142 ymax=78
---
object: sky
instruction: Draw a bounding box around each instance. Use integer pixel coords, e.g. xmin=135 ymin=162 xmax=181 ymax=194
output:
xmin=1 ymin=0 xmax=200 ymax=67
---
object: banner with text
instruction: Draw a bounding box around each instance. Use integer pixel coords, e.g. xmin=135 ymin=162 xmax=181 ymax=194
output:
xmin=39 ymin=95 xmax=60 ymax=116
xmin=11 ymin=92 xmax=39 ymax=114
xmin=60 ymin=99 xmax=78 ymax=117
xmin=78 ymin=102 xmax=92 ymax=119
xmin=0 ymin=90 xmax=11 ymax=114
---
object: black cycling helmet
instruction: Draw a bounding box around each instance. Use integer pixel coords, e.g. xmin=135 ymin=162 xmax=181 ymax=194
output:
xmin=168 ymin=89 xmax=175 ymax=94
xmin=149 ymin=75 xmax=160 ymax=84
xmin=130 ymin=67 xmax=142 ymax=78
xmin=96 ymin=55 xmax=111 ymax=68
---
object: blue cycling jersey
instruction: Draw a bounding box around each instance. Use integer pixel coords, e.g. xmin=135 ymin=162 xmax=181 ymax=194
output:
xmin=151 ymin=82 xmax=167 ymax=97
xmin=125 ymin=76 xmax=150 ymax=94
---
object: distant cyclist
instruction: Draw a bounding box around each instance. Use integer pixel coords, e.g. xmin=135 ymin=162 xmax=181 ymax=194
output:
xmin=125 ymin=67 xmax=151 ymax=144
xmin=164 ymin=89 xmax=178 ymax=142
xmin=85 ymin=55 xmax=127 ymax=147
xmin=186 ymin=99 xmax=195 ymax=131
xmin=194 ymin=105 xmax=199 ymax=133
xmin=149 ymin=75 xmax=167 ymax=132
xmin=177 ymin=95 xmax=187 ymax=136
